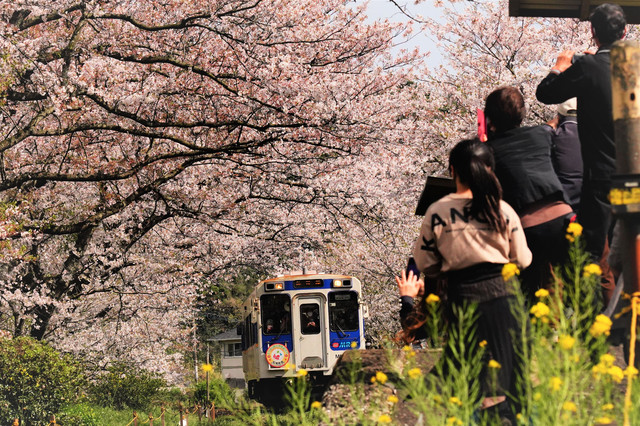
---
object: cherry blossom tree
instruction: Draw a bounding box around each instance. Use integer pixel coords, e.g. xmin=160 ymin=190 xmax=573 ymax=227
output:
xmin=4 ymin=0 xmax=629 ymax=375
xmin=0 ymin=0 xmax=432 ymax=375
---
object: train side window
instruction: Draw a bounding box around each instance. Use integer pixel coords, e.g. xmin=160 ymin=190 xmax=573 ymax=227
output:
xmin=260 ymin=294 xmax=291 ymax=335
xmin=300 ymin=303 xmax=320 ymax=335
xmin=242 ymin=315 xmax=251 ymax=350
xmin=329 ymin=291 xmax=359 ymax=332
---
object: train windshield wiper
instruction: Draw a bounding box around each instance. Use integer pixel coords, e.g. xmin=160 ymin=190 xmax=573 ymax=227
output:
xmin=335 ymin=321 xmax=348 ymax=338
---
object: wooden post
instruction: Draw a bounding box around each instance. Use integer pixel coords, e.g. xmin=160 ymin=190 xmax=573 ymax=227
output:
xmin=611 ymin=40 xmax=640 ymax=293
xmin=12 ymin=419 xmax=18 ymax=426
xmin=160 ymin=405 xmax=166 ymax=426
xmin=148 ymin=412 xmax=153 ymax=426
xmin=210 ymin=402 xmax=216 ymax=421
xmin=49 ymin=415 xmax=56 ymax=425
xmin=133 ymin=411 xmax=138 ymax=426
xmin=179 ymin=404 xmax=185 ymax=426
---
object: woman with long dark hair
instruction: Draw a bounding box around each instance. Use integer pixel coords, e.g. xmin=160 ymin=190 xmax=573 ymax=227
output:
xmin=398 ymin=138 xmax=532 ymax=422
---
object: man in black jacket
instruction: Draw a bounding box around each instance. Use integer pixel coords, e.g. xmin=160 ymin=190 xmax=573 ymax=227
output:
xmin=536 ymin=3 xmax=626 ymax=269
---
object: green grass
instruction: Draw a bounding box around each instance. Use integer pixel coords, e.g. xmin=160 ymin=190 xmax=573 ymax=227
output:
xmin=58 ymin=403 xmax=216 ymax=426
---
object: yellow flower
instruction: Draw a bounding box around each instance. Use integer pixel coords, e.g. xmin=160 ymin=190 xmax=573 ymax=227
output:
xmin=449 ymin=396 xmax=463 ymax=406
xmin=378 ymin=414 xmax=392 ymax=423
xmin=370 ymin=376 xmax=377 ymax=383
xmin=558 ymin=334 xmax=575 ymax=351
xmin=387 ymin=395 xmax=399 ymax=404
xmin=433 ymin=395 xmax=442 ymax=404
xmin=625 ymin=366 xmax=639 ymax=378
xmin=602 ymin=403 xmax=614 ymax=411
xmin=479 ymin=340 xmax=488 ymax=348
xmin=408 ymin=367 xmax=422 ymax=379
xmin=533 ymin=392 xmax=542 ymax=401
xmin=402 ymin=345 xmax=412 ymax=352
xmin=530 ymin=302 xmax=550 ymax=318
xmin=297 ymin=369 xmax=308 ymax=377
xmin=502 ymin=263 xmax=520 ymax=281
xmin=447 ymin=417 xmax=463 ymax=425
xmin=592 ymin=363 xmax=607 ymax=380
xmin=590 ymin=315 xmax=613 ymax=337
xmin=562 ymin=401 xmax=577 ymax=412
xmin=595 ymin=417 xmax=613 ymax=425
xmin=375 ymin=371 xmax=388 ymax=384
xmin=570 ymin=354 xmax=580 ymax=363
xmin=535 ymin=288 xmax=550 ymax=298
xmin=608 ymin=366 xmax=624 ymax=383
xmin=311 ymin=401 xmax=322 ymax=409
xmin=426 ymin=293 xmax=441 ymax=304
xmin=549 ymin=376 xmax=563 ymax=391
xmin=488 ymin=360 xmax=501 ymax=369
xmin=600 ymin=353 xmax=616 ymax=367
xmin=584 ymin=263 xmax=603 ymax=277
xmin=201 ymin=363 xmax=214 ymax=372
xmin=566 ymin=222 xmax=583 ymax=242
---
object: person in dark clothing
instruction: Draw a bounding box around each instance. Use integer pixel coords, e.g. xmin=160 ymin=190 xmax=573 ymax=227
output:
xmin=535 ymin=3 xmax=625 ymax=261
xmin=544 ymin=98 xmax=583 ymax=212
xmin=484 ymin=87 xmax=573 ymax=302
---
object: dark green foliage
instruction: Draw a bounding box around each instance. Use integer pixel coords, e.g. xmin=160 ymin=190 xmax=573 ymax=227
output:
xmin=196 ymin=267 xmax=262 ymax=340
xmin=192 ymin=377 xmax=236 ymax=410
xmin=88 ymin=362 xmax=166 ymax=410
xmin=0 ymin=337 xmax=85 ymax=426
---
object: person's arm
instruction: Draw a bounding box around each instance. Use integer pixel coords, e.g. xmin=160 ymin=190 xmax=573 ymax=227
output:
xmin=396 ymin=269 xmax=424 ymax=321
xmin=505 ymin=206 xmax=533 ymax=269
xmin=412 ymin=211 xmax=442 ymax=277
xmin=536 ymin=51 xmax=583 ymax=105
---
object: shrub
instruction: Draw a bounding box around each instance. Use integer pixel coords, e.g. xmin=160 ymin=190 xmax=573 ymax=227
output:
xmin=192 ymin=375 xmax=236 ymax=409
xmin=0 ymin=336 xmax=85 ymax=426
xmin=88 ymin=362 xmax=166 ymax=410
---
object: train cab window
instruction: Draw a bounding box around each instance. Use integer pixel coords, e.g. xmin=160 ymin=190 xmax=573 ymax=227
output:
xmin=260 ymin=294 xmax=291 ymax=335
xmin=329 ymin=291 xmax=359 ymax=332
xmin=242 ymin=315 xmax=251 ymax=350
xmin=300 ymin=303 xmax=320 ymax=335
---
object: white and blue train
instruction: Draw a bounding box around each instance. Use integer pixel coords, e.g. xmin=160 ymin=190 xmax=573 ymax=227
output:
xmin=238 ymin=272 xmax=368 ymax=403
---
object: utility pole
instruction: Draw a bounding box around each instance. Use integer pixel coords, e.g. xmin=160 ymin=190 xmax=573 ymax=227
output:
xmin=193 ymin=315 xmax=199 ymax=383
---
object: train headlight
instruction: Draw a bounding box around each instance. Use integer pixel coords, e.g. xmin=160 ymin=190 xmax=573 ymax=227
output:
xmin=332 ymin=279 xmax=351 ymax=288
xmin=264 ymin=282 xmax=284 ymax=291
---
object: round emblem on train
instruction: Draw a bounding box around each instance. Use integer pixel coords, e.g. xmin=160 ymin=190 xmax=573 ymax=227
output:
xmin=265 ymin=343 xmax=290 ymax=368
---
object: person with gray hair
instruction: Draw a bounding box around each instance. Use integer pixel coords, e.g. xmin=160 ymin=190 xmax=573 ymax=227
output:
xmin=544 ymin=98 xmax=583 ymax=212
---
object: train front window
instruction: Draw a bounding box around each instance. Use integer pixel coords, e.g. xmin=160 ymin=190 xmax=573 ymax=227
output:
xmin=329 ymin=291 xmax=359 ymax=332
xmin=300 ymin=303 xmax=320 ymax=335
xmin=260 ymin=294 xmax=291 ymax=335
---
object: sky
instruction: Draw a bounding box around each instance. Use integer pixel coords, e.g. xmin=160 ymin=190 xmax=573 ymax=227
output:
xmin=359 ymin=0 xmax=446 ymax=67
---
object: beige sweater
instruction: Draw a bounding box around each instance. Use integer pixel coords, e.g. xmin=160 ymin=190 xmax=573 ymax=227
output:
xmin=413 ymin=193 xmax=532 ymax=278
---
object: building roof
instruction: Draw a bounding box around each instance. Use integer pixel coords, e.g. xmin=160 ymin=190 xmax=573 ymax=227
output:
xmin=509 ymin=0 xmax=640 ymax=24
xmin=209 ymin=329 xmax=241 ymax=342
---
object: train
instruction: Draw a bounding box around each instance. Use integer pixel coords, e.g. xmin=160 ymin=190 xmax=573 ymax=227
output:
xmin=238 ymin=271 xmax=368 ymax=404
